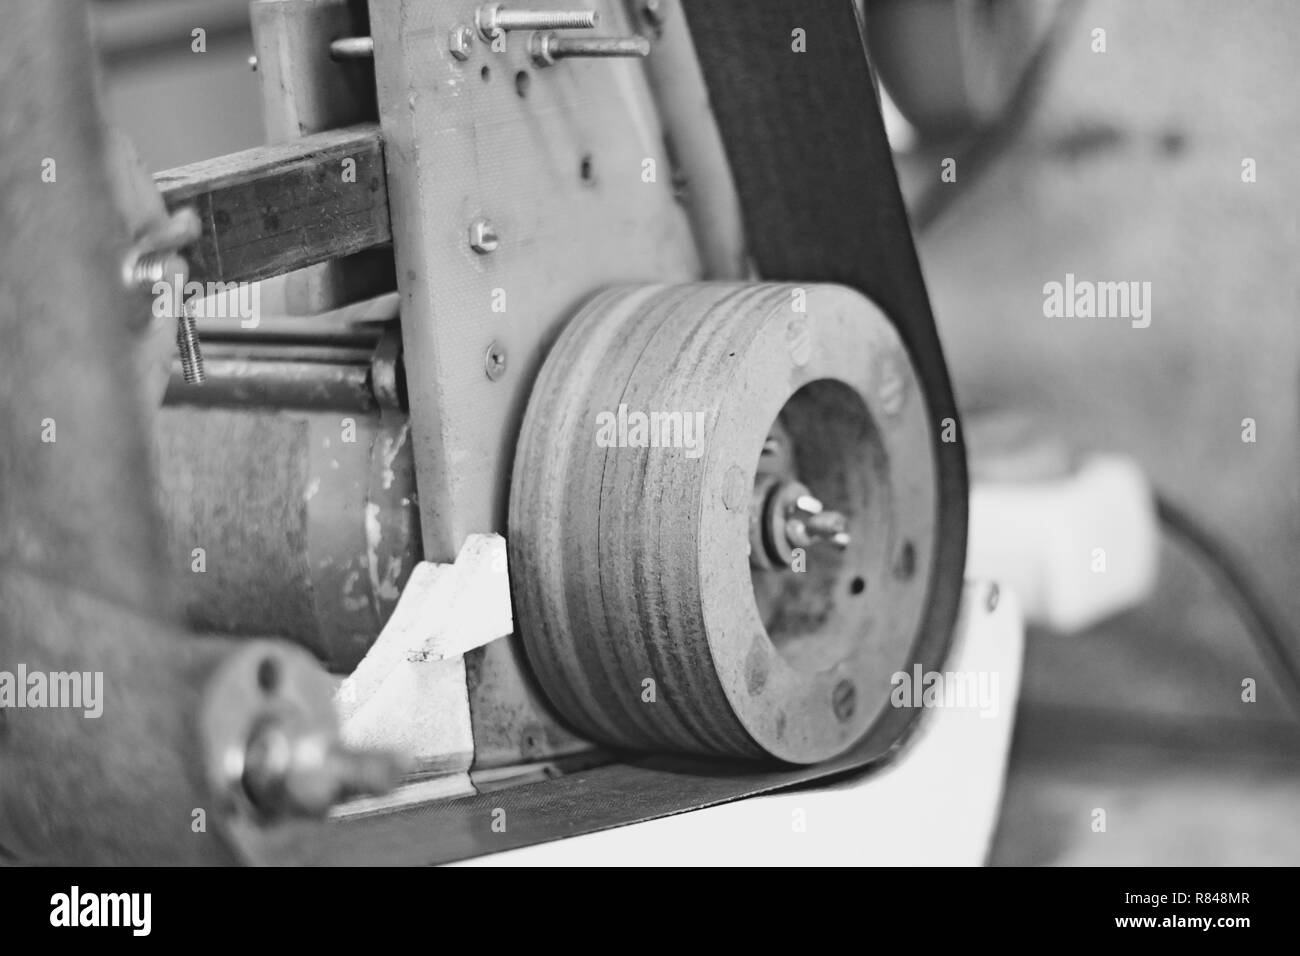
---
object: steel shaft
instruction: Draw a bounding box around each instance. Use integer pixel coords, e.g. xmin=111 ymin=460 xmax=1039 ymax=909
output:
xmin=477 ymin=5 xmax=598 ymax=39
xmin=530 ymin=32 xmax=650 ymax=66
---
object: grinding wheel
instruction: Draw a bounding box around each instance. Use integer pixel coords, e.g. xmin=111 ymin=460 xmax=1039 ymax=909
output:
xmin=508 ymin=283 xmax=937 ymax=764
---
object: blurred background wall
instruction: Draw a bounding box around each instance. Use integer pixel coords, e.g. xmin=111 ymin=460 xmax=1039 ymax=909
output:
xmin=909 ymin=0 xmax=1299 ymax=732
xmin=94 ymin=0 xmax=262 ymax=168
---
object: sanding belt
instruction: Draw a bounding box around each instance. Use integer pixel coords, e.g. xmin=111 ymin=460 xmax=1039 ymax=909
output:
xmin=314 ymin=0 xmax=969 ymax=865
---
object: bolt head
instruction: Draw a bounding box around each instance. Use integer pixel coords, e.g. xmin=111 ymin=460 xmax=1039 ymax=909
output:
xmin=469 ymin=219 xmax=499 ymax=254
xmin=475 ymin=4 xmax=502 ymax=41
xmin=529 ymin=31 xmax=558 ymax=67
xmin=449 ymin=24 xmax=474 ymax=60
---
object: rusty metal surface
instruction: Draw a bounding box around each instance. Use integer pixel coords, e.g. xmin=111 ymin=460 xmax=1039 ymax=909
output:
xmin=465 ymin=636 xmax=593 ymax=771
xmin=361 ymin=0 xmax=704 ymax=773
xmin=164 ymin=340 xmax=383 ymax=411
xmin=154 ymin=407 xmax=420 ymax=672
xmin=367 ymin=0 xmax=701 ymax=563
xmin=154 ymin=123 xmax=388 ymax=286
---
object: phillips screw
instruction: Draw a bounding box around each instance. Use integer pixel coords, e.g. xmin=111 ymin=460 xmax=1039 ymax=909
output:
xmin=485 ymin=342 xmax=508 ymax=381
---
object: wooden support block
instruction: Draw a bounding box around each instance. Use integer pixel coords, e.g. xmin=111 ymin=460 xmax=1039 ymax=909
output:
xmin=153 ymin=124 xmax=390 ymax=286
xmin=250 ymin=0 xmax=394 ymax=312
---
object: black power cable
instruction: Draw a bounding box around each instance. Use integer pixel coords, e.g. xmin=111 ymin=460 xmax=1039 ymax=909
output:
xmin=1154 ymin=493 xmax=1300 ymax=724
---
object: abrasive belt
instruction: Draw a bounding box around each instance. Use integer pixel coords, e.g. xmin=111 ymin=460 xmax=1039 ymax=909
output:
xmin=317 ymin=0 xmax=968 ymax=865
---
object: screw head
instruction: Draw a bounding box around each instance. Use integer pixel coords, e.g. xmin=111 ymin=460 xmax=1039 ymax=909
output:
xmin=485 ymin=342 xmax=508 ymax=381
xmin=248 ymin=54 xmax=259 ymax=71
xmin=449 ymin=24 xmax=474 ymax=60
xmin=469 ymin=218 xmax=499 ymax=254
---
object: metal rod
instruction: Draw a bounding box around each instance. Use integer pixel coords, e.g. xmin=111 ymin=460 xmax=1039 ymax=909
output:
xmin=330 ymin=36 xmax=374 ymax=59
xmin=477 ymin=4 xmax=598 ymax=39
xmin=530 ymin=32 xmax=650 ymax=67
xmin=176 ymin=302 xmax=206 ymax=384
xmin=164 ymin=354 xmax=377 ymax=411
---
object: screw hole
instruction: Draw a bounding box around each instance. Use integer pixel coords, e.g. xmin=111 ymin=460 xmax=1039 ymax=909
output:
xmin=579 ymin=153 xmax=595 ymax=185
xmin=849 ymin=576 xmax=866 ymax=596
xmin=515 ymin=70 xmax=530 ymax=97
xmin=257 ymin=657 xmax=280 ymax=694
xmin=480 ymin=64 xmax=491 ymax=81
xmin=894 ymin=541 xmax=916 ymax=581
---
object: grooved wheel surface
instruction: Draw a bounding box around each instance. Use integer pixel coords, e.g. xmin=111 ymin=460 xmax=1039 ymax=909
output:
xmin=508 ymin=283 xmax=937 ymax=763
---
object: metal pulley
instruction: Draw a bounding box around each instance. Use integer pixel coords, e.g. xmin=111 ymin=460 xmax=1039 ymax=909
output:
xmin=509 ymin=282 xmax=937 ymax=763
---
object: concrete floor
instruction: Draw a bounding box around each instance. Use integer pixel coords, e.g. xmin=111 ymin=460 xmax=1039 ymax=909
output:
xmin=992 ymin=719 xmax=1300 ymax=864
xmin=905 ymin=0 xmax=1300 ymax=864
